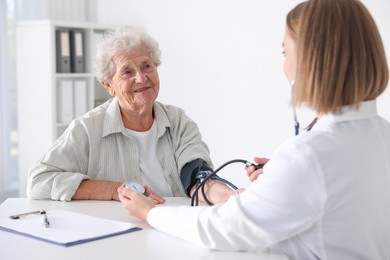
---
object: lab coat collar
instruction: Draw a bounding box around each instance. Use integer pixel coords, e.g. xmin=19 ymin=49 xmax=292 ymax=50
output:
xmin=312 ymin=100 xmax=378 ymax=131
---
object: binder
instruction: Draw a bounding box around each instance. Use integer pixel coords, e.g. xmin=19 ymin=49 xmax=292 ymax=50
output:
xmin=69 ymin=30 xmax=85 ymax=73
xmin=74 ymin=79 xmax=88 ymax=117
xmin=57 ymin=80 xmax=74 ymax=123
xmin=55 ymin=30 xmax=71 ymax=73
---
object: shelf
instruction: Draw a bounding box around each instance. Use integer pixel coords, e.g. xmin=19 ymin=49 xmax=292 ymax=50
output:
xmin=17 ymin=20 xmax=115 ymax=196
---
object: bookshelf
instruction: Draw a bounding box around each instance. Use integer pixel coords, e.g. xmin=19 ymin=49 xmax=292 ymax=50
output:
xmin=16 ymin=20 xmax=113 ymax=196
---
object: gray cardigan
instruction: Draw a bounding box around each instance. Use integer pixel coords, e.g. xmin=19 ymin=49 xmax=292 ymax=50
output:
xmin=27 ymin=97 xmax=212 ymax=201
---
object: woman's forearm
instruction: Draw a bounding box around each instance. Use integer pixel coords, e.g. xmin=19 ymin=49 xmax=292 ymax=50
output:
xmin=72 ymin=180 xmax=123 ymax=200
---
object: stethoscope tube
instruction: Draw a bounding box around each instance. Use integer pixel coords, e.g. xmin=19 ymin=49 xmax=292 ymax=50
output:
xmin=291 ymin=80 xmax=317 ymax=135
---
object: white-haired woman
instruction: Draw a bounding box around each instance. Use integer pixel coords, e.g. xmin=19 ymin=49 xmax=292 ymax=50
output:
xmin=27 ymin=26 xmax=234 ymax=203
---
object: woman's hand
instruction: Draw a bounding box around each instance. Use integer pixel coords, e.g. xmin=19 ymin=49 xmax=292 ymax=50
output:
xmin=117 ymin=184 xmax=164 ymax=221
xmin=143 ymin=185 xmax=165 ymax=204
xmin=246 ymin=157 xmax=269 ymax=182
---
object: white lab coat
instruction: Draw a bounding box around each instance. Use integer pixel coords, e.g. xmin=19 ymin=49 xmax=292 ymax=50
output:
xmin=147 ymin=100 xmax=390 ymax=260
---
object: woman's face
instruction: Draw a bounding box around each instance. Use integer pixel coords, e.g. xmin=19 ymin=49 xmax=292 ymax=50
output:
xmin=103 ymin=46 xmax=160 ymax=111
xmin=282 ymin=28 xmax=297 ymax=85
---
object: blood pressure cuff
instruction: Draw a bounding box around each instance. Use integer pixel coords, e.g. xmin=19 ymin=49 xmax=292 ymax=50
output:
xmin=180 ymin=159 xmax=214 ymax=197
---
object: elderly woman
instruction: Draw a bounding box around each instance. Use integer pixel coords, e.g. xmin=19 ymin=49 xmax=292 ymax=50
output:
xmin=27 ymin=26 xmax=233 ymax=203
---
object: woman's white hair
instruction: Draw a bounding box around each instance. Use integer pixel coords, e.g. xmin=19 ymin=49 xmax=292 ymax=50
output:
xmin=93 ymin=25 xmax=161 ymax=82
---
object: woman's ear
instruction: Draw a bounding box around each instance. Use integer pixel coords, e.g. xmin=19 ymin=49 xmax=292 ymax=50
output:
xmin=102 ymin=81 xmax=115 ymax=96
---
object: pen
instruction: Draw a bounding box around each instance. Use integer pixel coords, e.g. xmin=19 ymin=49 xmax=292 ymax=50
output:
xmin=9 ymin=210 xmax=46 ymax=219
xmin=9 ymin=210 xmax=50 ymax=228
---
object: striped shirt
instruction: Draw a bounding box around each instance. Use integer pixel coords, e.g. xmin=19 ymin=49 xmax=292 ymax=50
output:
xmin=26 ymin=97 xmax=212 ymax=201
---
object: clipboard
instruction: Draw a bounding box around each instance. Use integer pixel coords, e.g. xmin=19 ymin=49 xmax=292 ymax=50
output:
xmin=0 ymin=209 xmax=141 ymax=247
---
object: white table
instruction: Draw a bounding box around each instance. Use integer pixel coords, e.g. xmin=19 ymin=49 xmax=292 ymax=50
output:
xmin=0 ymin=198 xmax=288 ymax=260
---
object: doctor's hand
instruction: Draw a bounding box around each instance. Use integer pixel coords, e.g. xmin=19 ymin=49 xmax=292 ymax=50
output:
xmin=117 ymin=186 xmax=156 ymax=221
xmin=246 ymin=157 xmax=269 ymax=182
xmin=190 ymin=180 xmax=245 ymax=205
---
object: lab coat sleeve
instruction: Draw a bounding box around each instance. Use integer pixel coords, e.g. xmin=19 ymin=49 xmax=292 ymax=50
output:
xmin=147 ymin=198 xmax=276 ymax=250
xmin=147 ymin=138 xmax=327 ymax=251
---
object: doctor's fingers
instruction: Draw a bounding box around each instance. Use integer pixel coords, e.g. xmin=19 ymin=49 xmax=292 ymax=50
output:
xmin=118 ymin=186 xmax=137 ymax=201
xmin=117 ymin=191 xmax=129 ymax=207
xmin=253 ymin=157 xmax=269 ymax=165
xmin=248 ymin=170 xmax=263 ymax=182
xmin=246 ymin=165 xmax=263 ymax=177
xmin=231 ymin=188 xmax=246 ymax=196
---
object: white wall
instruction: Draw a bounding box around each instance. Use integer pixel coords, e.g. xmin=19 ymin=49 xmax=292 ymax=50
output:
xmin=97 ymin=0 xmax=390 ymax=188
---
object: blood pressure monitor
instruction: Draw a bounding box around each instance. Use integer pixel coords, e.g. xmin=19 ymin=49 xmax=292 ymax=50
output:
xmin=125 ymin=182 xmax=146 ymax=194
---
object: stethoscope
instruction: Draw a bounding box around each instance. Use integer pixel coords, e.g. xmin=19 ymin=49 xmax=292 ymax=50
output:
xmin=293 ymin=106 xmax=318 ymax=135
xmin=291 ymin=80 xmax=318 ymax=136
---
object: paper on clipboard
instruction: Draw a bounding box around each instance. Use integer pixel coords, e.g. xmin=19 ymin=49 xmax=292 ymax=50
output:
xmin=0 ymin=209 xmax=141 ymax=247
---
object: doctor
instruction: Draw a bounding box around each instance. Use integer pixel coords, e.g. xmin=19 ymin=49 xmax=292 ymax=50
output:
xmin=118 ymin=0 xmax=390 ymax=259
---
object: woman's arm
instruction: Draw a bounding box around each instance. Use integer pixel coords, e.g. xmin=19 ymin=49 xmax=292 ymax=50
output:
xmin=27 ymin=121 xmax=90 ymax=201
